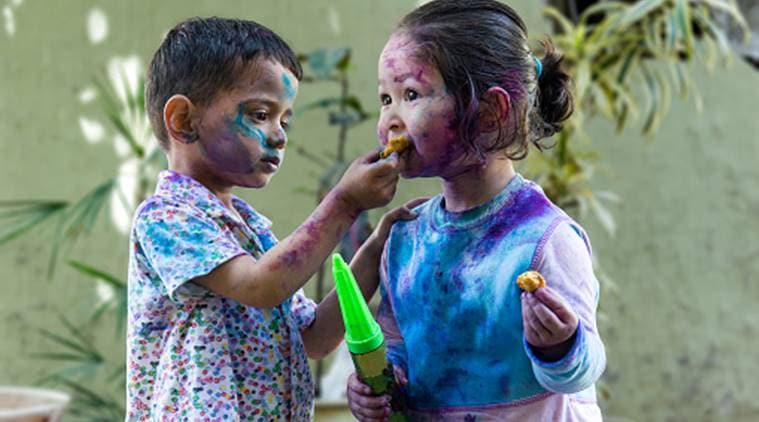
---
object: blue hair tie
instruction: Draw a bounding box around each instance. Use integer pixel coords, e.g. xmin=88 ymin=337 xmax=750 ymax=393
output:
xmin=533 ymin=56 xmax=543 ymax=79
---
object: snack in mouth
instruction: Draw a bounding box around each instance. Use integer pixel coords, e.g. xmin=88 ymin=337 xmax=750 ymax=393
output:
xmin=516 ymin=271 xmax=546 ymax=292
xmin=380 ymin=136 xmax=411 ymax=159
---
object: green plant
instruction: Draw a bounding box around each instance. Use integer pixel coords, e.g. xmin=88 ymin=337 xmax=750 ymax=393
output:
xmin=524 ymin=0 xmax=749 ymax=236
xmin=293 ymin=46 xmax=377 ymax=397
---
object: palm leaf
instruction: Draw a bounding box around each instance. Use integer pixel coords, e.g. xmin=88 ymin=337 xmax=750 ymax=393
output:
xmin=0 ymin=200 xmax=67 ymax=245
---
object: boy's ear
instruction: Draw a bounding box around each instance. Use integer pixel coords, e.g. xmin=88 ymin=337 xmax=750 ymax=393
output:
xmin=480 ymin=86 xmax=511 ymax=131
xmin=164 ymin=94 xmax=199 ymax=144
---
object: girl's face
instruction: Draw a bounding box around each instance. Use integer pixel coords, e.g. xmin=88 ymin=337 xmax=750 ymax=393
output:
xmin=378 ymin=33 xmax=473 ymax=179
xmin=193 ymin=59 xmax=297 ymax=188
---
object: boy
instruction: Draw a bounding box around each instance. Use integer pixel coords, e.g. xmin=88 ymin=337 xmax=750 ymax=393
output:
xmin=127 ymin=17 xmax=405 ymax=420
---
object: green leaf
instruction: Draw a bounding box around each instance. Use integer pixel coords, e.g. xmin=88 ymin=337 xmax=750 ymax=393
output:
xmin=0 ymin=200 xmax=67 ymax=245
xmin=579 ymin=1 xmax=627 ymax=26
xmin=68 ymin=260 xmax=125 ymax=288
xmin=674 ymin=0 xmax=695 ymax=59
xmin=615 ymin=0 xmax=666 ymax=32
xmin=63 ymin=178 xmax=115 ymax=239
xmin=305 ymin=47 xmax=351 ymax=80
xmin=543 ymin=7 xmax=575 ymax=35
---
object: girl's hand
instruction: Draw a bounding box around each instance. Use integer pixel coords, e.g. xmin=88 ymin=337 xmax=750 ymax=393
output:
xmin=346 ymin=367 xmax=408 ymax=422
xmin=521 ymin=286 xmax=579 ymax=359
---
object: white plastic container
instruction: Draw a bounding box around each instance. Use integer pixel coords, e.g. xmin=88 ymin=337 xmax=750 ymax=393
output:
xmin=0 ymin=386 xmax=70 ymax=422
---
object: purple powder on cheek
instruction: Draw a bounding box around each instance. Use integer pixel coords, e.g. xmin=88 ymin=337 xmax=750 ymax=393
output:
xmin=201 ymin=131 xmax=255 ymax=174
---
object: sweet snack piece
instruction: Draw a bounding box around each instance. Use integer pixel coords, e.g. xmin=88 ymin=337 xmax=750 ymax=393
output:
xmin=516 ymin=271 xmax=546 ymax=292
xmin=380 ymin=136 xmax=411 ymax=158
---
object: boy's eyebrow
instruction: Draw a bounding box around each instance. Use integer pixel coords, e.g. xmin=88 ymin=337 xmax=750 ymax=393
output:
xmin=240 ymin=98 xmax=293 ymax=117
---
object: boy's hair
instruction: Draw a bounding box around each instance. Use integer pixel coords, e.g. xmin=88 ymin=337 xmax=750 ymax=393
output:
xmin=146 ymin=17 xmax=303 ymax=150
xmin=398 ymin=0 xmax=573 ymax=160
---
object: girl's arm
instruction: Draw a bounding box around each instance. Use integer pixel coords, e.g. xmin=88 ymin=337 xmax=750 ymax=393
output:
xmin=523 ymin=222 xmax=607 ymax=394
xmin=300 ymin=198 xmax=428 ymax=359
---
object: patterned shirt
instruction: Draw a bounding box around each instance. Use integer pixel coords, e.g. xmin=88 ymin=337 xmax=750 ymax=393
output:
xmin=126 ymin=170 xmax=316 ymax=421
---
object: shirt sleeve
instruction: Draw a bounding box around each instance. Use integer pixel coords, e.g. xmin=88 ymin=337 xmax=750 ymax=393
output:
xmin=376 ymin=244 xmax=408 ymax=371
xmin=291 ymin=288 xmax=317 ymax=330
xmin=524 ymin=221 xmax=607 ymax=394
xmin=134 ymin=200 xmax=248 ymax=304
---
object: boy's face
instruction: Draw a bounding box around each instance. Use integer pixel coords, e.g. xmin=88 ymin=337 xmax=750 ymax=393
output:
xmin=193 ymin=59 xmax=298 ymax=188
xmin=377 ymin=33 xmax=469 ymax=179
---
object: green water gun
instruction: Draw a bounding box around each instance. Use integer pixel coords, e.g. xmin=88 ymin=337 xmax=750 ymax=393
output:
xmin=332 ymin=253 xmax=407 ymax=420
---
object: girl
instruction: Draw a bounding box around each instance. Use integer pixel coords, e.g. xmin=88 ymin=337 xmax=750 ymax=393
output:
xmin=347 ymin=1 xmax=606 ymax=420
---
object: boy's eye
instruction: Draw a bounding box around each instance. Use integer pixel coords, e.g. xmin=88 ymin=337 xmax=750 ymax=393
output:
xmin=380 ymin=94 xmax=391 ymax=106
xmin=404 ymin=89 xmax=419 ymax=102
xmin=281 ymin=120 xmax=290 ymax=131
xmin=250 ymin=111 xmax=268 ymax=121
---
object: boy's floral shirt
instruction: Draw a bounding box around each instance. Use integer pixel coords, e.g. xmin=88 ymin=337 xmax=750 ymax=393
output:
xmin=126 ymin=170 xmax=316 ymax=421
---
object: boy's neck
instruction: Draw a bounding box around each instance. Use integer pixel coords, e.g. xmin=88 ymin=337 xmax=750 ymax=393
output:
xmin=440 ymin=157 xmax=515 ymax=213
xmin=169 ymin=160 xmax=236 ymax=210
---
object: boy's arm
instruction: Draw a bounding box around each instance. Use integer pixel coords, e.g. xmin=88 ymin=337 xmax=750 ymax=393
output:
xmin=524 ymin=222 xmax=606 ymax=394
xmin=300 ymin=198 xmax=427 ymax=359
xmin=194 ymin=152 xmax=400 ymax=309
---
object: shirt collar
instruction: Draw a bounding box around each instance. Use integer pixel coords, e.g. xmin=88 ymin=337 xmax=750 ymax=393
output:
xmin=154 ymin=170 xmax=272 ymax=230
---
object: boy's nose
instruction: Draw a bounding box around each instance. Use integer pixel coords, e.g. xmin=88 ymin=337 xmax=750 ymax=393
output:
xmin=267 ymin=135 xmax=286 ymax=149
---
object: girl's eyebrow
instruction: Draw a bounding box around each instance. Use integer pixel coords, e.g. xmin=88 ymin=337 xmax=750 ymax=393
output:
xmin=393 ymin=71 xmax=429 ymax=85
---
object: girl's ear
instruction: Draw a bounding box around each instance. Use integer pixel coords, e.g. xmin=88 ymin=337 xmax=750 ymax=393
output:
xmin=480 ymin=86 xmax=511 ymax=132
xmin=164 ymin=94 xmax=199 ymax=144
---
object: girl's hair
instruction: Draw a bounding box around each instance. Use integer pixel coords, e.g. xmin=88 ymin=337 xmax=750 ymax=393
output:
xmin=398 ymin=0 xmax=573 ymax=160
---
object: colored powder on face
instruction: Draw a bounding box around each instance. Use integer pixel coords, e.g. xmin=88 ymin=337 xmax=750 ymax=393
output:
xmin=233 ymin=104 xmax=269 ymax=150
xmin=201 ymin=130 xmax=255 ymax=174
xmin=281 ymin=73 xmax=296 ymax=101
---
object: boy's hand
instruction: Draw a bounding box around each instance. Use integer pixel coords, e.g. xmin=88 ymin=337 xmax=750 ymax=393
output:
xmin=346 ymin=367 xmax=408 ymax=422
xmin=521 ymin=286 xmax=579 ymax=360
xmin=335 ymin=150 xmax=403 ymax=214
xmin=366 ymin=197 xmax=429 ymax=249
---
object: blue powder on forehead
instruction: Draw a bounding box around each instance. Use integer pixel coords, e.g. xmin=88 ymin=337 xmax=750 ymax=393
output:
xmin=281 ymin=73 xmax=296 ymax=100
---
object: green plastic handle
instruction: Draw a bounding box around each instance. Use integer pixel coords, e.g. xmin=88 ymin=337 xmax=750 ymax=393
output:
xmin=332 ymin=253 xmax=384 ymax=355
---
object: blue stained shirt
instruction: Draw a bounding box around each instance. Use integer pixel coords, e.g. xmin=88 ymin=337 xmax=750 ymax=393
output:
xmin=377 ymin=174 xmax=606 ymax=421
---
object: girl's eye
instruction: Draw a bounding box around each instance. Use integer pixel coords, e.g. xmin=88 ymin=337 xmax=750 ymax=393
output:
xmin=281 ymin=121 xmax=290 ymax=131
xmin=380 ymin=94 xmax=392 ymax=106
xmin=404 ymin=89 xmax=419 ymax=102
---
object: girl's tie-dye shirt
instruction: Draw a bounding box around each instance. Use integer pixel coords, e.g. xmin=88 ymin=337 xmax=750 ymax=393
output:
xmin=126 ymin=170 xmax=316 ymax=421
xmin=378 ymin=174 xmax=606 ymax=421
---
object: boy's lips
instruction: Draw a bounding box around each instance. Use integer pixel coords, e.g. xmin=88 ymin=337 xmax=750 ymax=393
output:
xmin=261 ymin=155 xmax=280 ymax=166
xmin=260 ymin=155 xmax=280 ymax=172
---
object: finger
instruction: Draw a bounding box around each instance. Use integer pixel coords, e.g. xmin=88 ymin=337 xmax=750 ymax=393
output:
xmin=522 ymin=293 xmax=551 ymax=341
xmin=350 ymin=397 xmax=390 ymax=421
xmin=359 ymin=149 xmax=383 ymax=164
xmin=528 ymin=294 xmax=564 ymax=334
xmin=394 ymin=365 xmax=409 ymax=385
xmin=372 ymin=154 xmax=401 ymax=177
xmin=403 ymin=196 xmax=431 ymax=210
xmin=349 ymin=399 xmax=388 ymax=422
xmin=534 ymin=287 xmax=575 ymax=324
xmin=348 ymin=373 xmax=373 ymax=396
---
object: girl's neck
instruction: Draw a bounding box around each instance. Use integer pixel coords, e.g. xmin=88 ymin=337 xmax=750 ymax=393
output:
xmin=440 ymin=156 xmax=515 ymax=212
